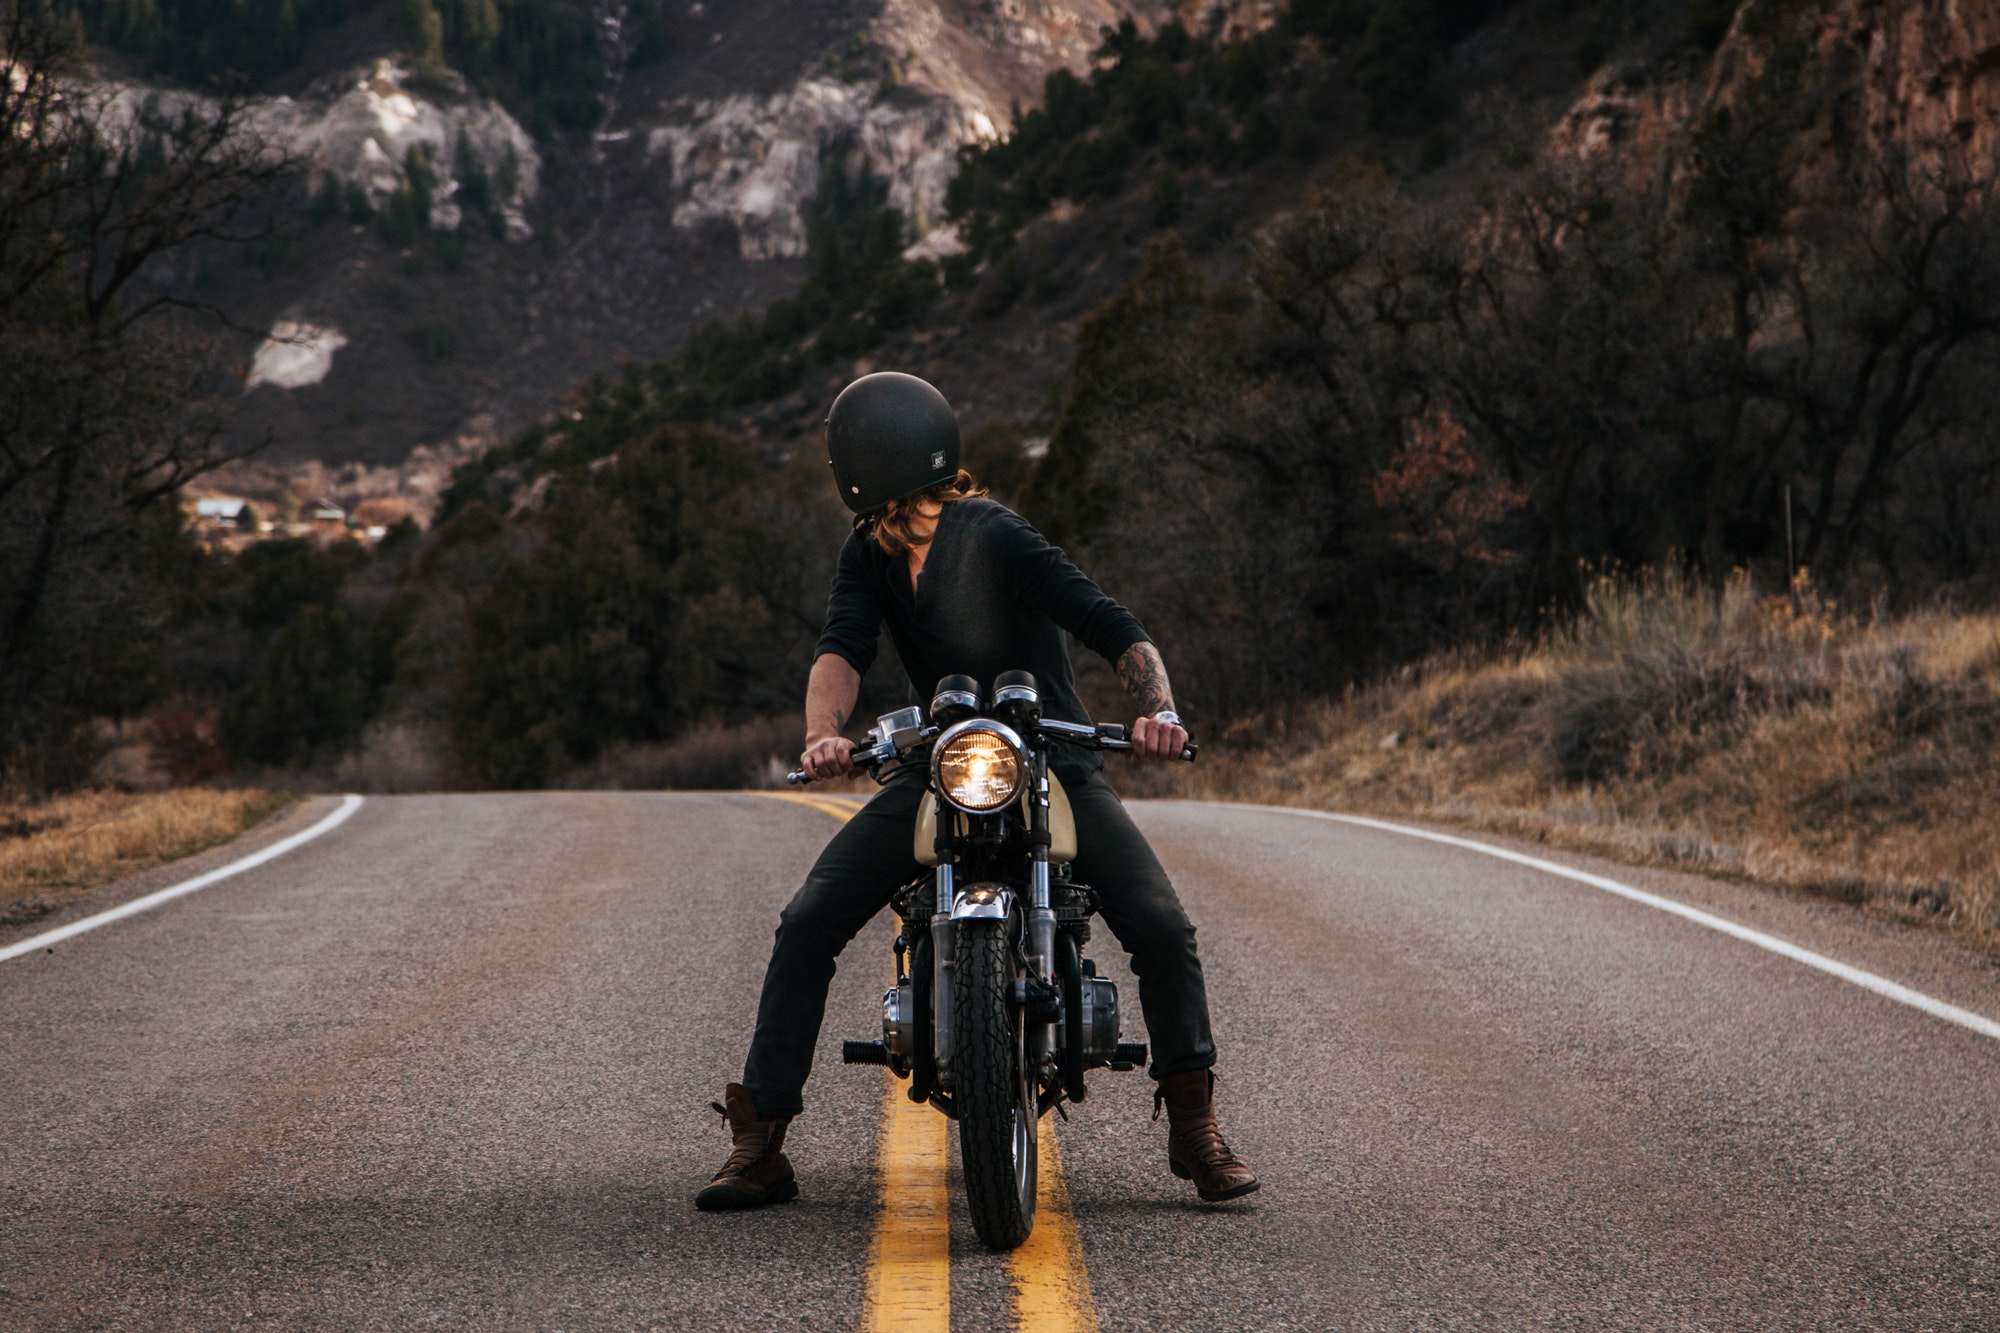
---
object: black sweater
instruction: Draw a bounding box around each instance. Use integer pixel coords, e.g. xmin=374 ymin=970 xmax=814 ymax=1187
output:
xmin=814 ymin=498 xmax=1151 ymax=776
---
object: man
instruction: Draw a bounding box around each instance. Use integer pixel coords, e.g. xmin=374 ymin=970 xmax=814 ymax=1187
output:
xmin=698 ymin=372 xmax=1258 ymax=1210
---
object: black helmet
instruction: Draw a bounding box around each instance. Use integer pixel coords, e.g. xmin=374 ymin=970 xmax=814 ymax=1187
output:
xmin=826 ymin=372 xmax=961 ymax=514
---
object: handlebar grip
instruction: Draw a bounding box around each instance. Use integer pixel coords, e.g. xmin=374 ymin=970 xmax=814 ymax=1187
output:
xmin=1099 ymin=738 xmax=1199 ymax=761
xmin=786 ymin=770 xmax=810 ymax=785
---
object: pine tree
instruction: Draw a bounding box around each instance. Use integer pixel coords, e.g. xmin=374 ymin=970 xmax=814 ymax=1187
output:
xmin=274 ymin=0 xmax=301 ymax=69
xmin=401 ymin=0 xmax=449 ymax=83
xmin=454 ymin=0 xmax=501 ymax=77
xmin=223 ymin=605 xmax=369 ymax=766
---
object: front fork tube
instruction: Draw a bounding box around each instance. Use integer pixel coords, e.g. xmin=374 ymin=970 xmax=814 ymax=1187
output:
xmin=1026 ymin=761 xmax=1057 ymax=1068
xmin=931 ymin=862 xmax=955 ymax=1082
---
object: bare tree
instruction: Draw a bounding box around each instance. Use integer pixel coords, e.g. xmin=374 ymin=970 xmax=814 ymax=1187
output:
xmin=0 ymin=2 xmax=291 ymax=780
xmin=1777 ymin=145 xmax=2000 ymax=587
xmin=1039 ymin=89 xmax=2000 ymax=724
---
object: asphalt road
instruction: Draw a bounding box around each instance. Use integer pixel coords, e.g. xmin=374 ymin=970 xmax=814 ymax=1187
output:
xmin=3 ymin=791 xmax=1997 ymax=1330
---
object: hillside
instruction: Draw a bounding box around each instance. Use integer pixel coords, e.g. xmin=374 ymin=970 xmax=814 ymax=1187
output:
xmin=347 ymin=0 xmax=2000 ymax=792
xmin=12 ymin=0 xmax=2000 ymax=819
xmin=1120 ymin=573 xmax=2000 ymax=950
xmin=68 ymin=0 xmax=1179 ymax=494
xmin=445 ymin=0 xmax=1709 ymax=498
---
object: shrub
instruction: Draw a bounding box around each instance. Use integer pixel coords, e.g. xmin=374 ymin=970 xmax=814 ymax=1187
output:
xmin=1149 ymin=169 xmax=1185 ymax=227
xmin=234 ymin=539 xmax=355 ymax=632
xmin=1546 ymin=568 xmax=1841 ymax=781
xmin=223 ymin=604 xmax=370 ymax=766
xmin=409 ymin=316 xmax=454 ymax=361
xmin=971 ymin=251 xmax=1026 ymax=318
xmin=447 ymin=429 xmax=848 ymax=787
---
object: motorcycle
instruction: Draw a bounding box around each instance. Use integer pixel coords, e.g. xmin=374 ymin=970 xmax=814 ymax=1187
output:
xmin=788 ymin=669 xmax=1196 ymax=1249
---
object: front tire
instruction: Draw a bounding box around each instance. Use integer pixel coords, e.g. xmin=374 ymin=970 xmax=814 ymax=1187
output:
xmin=953 ymin=918 xmax=1037 ymax=1249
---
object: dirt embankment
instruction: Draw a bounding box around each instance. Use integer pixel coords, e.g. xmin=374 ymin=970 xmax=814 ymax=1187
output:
xmin=1126 ymin=573 xmax=2000 ymax=953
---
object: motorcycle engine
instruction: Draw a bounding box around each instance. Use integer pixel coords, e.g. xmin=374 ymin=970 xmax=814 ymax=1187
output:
xmin=881 ymin=982 xmax=918 ymax=1068
xmin=1078 ymin=962 xmax=1122 ymax=1066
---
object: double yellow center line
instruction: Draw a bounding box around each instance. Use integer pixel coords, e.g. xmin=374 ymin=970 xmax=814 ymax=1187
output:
xmin=759 ymin=792 xmax=1100 ymax=1332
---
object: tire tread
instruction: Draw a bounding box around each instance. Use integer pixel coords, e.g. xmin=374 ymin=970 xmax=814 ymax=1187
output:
xmin=954 ymin=920 xmax=1035 ymax=1249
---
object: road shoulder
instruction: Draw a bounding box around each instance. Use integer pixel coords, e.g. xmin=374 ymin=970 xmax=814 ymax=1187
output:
xmin=0 ymin=793 xmax=335 ymax=955
xmin=1152 ymin=799 xmax=2000 ymax=1035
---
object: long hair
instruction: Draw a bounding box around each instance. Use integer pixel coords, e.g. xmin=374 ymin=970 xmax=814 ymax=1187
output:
xmin=864 ymin=469 xmax=987 ymax=557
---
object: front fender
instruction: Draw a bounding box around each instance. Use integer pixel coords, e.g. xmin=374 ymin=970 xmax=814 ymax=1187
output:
xmin=950 ymin=883 xmax=1014 ymax=920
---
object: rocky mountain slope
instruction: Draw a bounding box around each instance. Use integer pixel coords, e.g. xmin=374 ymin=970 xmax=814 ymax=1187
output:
xmin=51 ymin=0 xmax=2000 ymax=798
xmin=151 ymin=0 xmax=1174 ymax=495
xmin=134 ymin=0 xmax=2000 ymax=526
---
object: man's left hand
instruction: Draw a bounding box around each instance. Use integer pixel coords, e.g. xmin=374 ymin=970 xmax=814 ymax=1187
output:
xmin=1130 ymin=713 xmax=1188 ymax=761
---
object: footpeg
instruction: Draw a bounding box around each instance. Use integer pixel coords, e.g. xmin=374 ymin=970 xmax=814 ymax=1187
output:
xmin=842 ymin=1040 xmax=891 ymax=1066
xmin=1109 ymin=1041 xmax=1147 ymax=1071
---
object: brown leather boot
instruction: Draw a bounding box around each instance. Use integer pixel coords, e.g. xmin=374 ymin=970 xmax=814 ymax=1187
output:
xmin=1156 ymin=1070 xmax=1260 ymax=1202
xmin=694 ymin=1083 xmax=798 ymax=1211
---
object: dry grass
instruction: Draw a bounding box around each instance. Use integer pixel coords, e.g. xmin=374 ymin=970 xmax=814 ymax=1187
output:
xmin=0 ymin=788 xmax=292 ymax=928
xmin=1126 ymin=570 xmax=2000 ymax=951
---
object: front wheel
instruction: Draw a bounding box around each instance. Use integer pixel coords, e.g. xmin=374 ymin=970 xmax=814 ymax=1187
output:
xmin=953 ymin=918 xmax=1037 ymax=1249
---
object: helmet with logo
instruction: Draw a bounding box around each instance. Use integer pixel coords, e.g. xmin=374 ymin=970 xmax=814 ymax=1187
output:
xmin=825 ymin=372 xmax=961 ymax=515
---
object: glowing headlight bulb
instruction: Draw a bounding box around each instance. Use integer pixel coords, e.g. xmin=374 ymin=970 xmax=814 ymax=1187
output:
xmin=935 ymin=726 xmax=1023 ymax=812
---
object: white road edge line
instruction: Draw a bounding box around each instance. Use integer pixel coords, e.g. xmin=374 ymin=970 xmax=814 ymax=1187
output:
xmin=1220 ymin=803 xmax=2000 ymax=1045
xmin=0 ymin=794 xmax=365 ymax=965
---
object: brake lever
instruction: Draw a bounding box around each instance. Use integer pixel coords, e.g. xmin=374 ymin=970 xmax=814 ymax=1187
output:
xmin=1094 ymin=738 xmax=1199 ymax=762
xmin=785 ymin=736 xmax=915 ymax=785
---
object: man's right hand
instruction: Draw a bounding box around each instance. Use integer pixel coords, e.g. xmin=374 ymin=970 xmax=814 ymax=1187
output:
xmin=799 ymin=735 xmax=857 ymax=781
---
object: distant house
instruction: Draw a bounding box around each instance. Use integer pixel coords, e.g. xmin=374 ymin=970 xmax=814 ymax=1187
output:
xmin=349 ymin=497 xmax=414 ymax=547
xmin=195 ymin=497 xmax=249 ymax=528
xmin=349 ymin=497 xmax=412 ymax=529
xmin=309 ymin=499 xmax=347 ymax=528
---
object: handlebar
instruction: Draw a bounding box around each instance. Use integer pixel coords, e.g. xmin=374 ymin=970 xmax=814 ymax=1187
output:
xmin=785 ymin=719 xmax=1196 ymax=785
xmin=1037 ymin=718 xmax=1199 ymax=763
xmin=784 ymin=738 xmax=894 ymax=786
xmin=1097 ymin=737 xmax=1201 ymax=763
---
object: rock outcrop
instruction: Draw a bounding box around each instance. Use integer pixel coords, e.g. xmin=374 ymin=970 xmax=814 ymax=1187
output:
xmin=1806 ymin=0 xmax=2000 ymax=166
xmin=642 ymin=1 xmax=1173 ymax=261
xmin=245 ymin=321 xmax=350 ymax=391
xmin=77 ymin=1 xmax=1197 ymax=471
xmin=1552 ymin=0 xmax=2000 ymax=195
xmin=647 ymin=78 xmax=987 ymax=260
xmin=92 ymin=58 xmax=541 ymax=237
xmin=264 ymin=59 xmax=541 ymax=238
xmin=874 ymin=0 xmax=1171 ymax=126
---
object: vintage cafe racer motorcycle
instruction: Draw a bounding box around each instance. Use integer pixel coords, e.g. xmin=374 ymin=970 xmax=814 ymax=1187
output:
xmin=788 ymin=669 xmax=1196 ymax=1249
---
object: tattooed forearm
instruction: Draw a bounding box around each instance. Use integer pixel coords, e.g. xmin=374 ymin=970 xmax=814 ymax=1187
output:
xmin=805 ymin=652 xmax=863 ymax=743
xmin=1115 ymin=642 xmax=1175 ymax=717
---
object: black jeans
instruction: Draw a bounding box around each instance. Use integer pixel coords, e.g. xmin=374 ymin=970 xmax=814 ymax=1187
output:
xmin=741 ymin=771 xmax=1218 ymax=1118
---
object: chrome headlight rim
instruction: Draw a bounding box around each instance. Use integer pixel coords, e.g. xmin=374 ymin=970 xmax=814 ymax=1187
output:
xmin=930 ymin=718 xmax=1027 ymax=815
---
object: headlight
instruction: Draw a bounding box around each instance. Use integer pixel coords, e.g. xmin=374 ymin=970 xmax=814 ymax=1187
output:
xmin=934 ymin=723 xmax=1024 ymax=813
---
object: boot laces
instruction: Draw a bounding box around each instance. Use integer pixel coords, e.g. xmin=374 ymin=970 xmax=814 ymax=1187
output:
xmin=1155 ymin=1082 xmax=1245 ymax=1172
xmin=717 ymin=1138 xmax=772 ymax=1180
xmin=711 ymin=1102 xmax=776 ymax=1180
xmin=1177 ymin=1117 xmax=1245 ymax=1171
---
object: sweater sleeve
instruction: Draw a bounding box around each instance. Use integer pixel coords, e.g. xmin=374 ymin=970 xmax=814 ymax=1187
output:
xmin=813 ymin=530 xmax=883 ymax=675
xmin=993 ymin=506 xmax=1152 ymax=664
